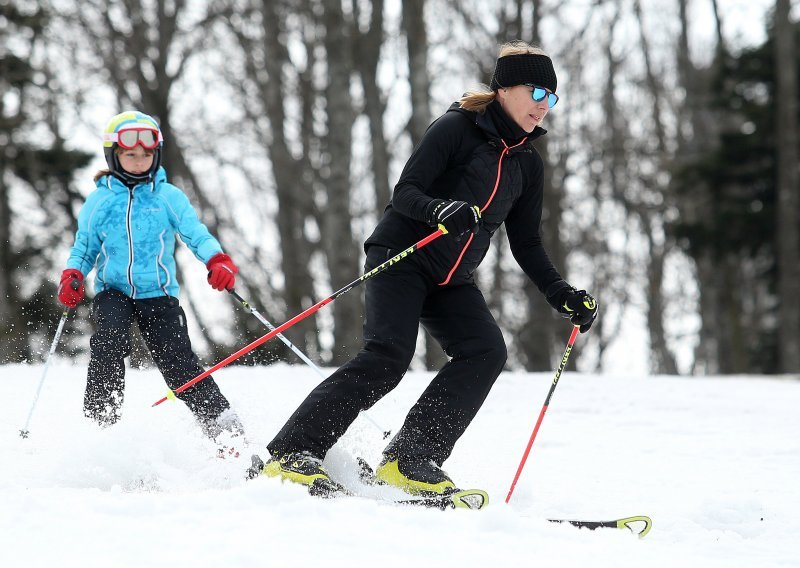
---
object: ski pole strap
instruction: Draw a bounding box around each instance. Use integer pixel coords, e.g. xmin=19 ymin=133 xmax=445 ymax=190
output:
xmin=152 ymin=230 xmax=445 ymax=407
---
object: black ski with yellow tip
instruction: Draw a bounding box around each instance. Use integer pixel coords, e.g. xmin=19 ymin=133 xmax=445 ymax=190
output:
xmin=247 ymin=455 xmax=651 ymax=533
xmin=549 ymin=516 xmax=653 ymax=538
xmin=309 ymin=477 xmax=490 ymax=511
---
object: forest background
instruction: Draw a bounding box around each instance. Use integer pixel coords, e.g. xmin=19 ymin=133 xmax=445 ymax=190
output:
xmin=1 ymin=0 xmax=798 ymax=377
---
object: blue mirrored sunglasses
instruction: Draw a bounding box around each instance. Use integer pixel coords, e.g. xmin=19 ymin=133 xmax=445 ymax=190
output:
xmin=526 ymin=84 xmax=559 ymax=108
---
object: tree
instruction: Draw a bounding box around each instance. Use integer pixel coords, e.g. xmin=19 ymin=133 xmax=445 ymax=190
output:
xmin=671 ymin=7 xmax=800 ymax=373
xmin=0 ymin=2 xmax=92 ymax=363
xmin=774 ymin=0 xmax=800 ymax=372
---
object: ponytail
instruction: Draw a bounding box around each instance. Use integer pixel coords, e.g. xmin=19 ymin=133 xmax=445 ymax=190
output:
xmin=459 ymin=87 xmax=496 ymax=113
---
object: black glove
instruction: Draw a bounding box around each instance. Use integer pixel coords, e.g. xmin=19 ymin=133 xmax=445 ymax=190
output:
xmin=425 ymin=199 xmax=481 ymax=239
xmin=546 ymin=283 xmax=598 ymax=333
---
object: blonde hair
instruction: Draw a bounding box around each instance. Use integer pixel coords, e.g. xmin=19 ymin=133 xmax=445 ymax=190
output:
xmin=459 ymin=40 xmax=548 ymax=113
xmin=93 ymin=147 xmax=154 ymax=182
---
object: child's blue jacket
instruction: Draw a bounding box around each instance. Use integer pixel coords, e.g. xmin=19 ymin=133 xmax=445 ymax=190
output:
xmin=67 ymin=167 xmax=223 ymax=299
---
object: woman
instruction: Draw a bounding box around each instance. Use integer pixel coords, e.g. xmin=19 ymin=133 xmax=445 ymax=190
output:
xmin=262 ymin=41 xmax=597 ymax=494
xmin=58 ymin=111 xmax=244 ymax=443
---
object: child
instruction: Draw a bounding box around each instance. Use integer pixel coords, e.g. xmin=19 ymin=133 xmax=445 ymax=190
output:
xmin=57 ymin=110 xmax=243 ymax=443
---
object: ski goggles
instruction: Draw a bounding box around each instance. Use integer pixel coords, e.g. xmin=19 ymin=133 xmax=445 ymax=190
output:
xmin=526 ymin=84 xmax=559 ymax=108
xmin=103 ymin=128 xmax=163 ymax=149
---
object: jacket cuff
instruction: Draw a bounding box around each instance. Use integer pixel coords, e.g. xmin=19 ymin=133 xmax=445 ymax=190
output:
xmin=423 ymin=199 xmax=447 ymax=226
xmin=545 ymin=280 xmax=574 ymax=312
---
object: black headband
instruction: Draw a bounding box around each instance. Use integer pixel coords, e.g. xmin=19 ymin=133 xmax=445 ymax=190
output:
xmin=490 ymin=53 xmax=557 ymax=93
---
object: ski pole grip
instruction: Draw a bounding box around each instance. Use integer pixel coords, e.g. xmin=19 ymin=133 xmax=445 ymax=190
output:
xmin=227 ymin=289 xmax=245 ymax=303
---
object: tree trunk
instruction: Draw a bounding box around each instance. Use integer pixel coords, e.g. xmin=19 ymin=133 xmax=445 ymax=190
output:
xmin=400 ymin=0 xmax=448 ymax=370
xmin=354 ymin=0 xmax=391 ymax=220
xmin=673 ymin=0 xmax=725 ymax=373
xmin=320 ymin=0 xmax=362 ymax=364
xmin=516 ymin=0 xmax=564 ymax=371
xmin=0 ymin=163 xmax=18 ymax=361
xmin=255 ymin=2 xmax=318 ymax=355
xmin=774 ymin=0 xmax=800 ymax=372
xmin=403 ymin=0 xmax=432 ymax=144
xmin=634 ymin=0 xmax=678 ymax=374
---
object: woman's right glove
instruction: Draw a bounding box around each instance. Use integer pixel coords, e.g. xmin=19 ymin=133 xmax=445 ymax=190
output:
xmin=546 ymin=282 xmax=598 ymax=333
xmin=57 ymin=269 xmax=84 ymax=308
xmin=425 ymin=199 xmax=481 ymax=240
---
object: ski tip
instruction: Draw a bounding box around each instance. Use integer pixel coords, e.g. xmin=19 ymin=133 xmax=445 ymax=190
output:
xmin=548 ymin=515 xmax=652 ymax=538
xmin=450 ymin=489 xmax=489 ymax=510
xmin=617 ymin=515 xmax=652 ymax=538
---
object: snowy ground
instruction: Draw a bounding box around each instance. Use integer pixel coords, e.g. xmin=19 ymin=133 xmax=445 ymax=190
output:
xmin=1 ymin=360 xmax=798 ymax=567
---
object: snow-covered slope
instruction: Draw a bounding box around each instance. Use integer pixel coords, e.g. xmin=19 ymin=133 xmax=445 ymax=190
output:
xmin=1 ymin=362 xmax=798 ymax=567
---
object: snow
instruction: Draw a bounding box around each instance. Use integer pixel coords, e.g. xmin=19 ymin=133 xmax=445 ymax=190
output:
xmin=2 ymin=360 xmax=799 ymax=567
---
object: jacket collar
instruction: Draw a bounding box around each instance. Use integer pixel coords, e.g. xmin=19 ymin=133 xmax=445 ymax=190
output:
xmin=448 ymin=101 xmax=547 ymax=147
xmin=98 ymin=166 xmax=167 ymax=193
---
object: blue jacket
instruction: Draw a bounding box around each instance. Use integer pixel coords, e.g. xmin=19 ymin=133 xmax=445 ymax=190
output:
xmin=67 ymin=167 xmax=223 ymax=299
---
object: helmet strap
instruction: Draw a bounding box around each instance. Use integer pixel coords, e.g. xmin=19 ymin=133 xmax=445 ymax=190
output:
xmin=106 ymin=147 xmax=162 ymax=187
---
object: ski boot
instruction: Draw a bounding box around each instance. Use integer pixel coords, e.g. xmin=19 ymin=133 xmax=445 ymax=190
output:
xmin=202 ymin=409 xmax=245 ymax=459
xmin=259 ymin=451 xmax=345 ymax=497
xmin=374 ymin=453 xmax=457 ymax=496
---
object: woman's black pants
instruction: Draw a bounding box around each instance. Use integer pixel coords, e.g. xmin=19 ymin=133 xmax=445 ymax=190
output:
xmin=268 ymin=245 xmax=507 ymax=466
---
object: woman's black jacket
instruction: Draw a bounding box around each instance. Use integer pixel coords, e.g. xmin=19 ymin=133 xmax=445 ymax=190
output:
xmin=364 ymin=101 xmax=566 ymax=297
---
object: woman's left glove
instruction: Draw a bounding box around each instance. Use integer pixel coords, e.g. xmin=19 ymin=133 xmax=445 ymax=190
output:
xmin=546 ymin=282 xmax=598 ymax=333
xmin=561 ymin=289 xmax=598 ymax=333
xmin=206 ymin=253 xmax=238 ymax=291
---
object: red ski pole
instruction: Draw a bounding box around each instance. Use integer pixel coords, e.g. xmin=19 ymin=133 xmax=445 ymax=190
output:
xmin=152 ymin=230 xmax=444 ymax=407
xmin=505 ymin=324 xmax=580 ymax=503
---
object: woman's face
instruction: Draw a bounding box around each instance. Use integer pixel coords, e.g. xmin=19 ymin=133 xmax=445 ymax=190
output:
xmin=497 ymin=84 xmax=551 ymax=133
xmin=118 ymin=146 xmax=154 ymax=174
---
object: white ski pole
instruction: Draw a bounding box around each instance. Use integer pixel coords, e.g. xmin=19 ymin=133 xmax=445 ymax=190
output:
xmin=227 ymin=289 xmax=391 ymax=439
xmin=19 ymin=307 xmax=73 ymax=438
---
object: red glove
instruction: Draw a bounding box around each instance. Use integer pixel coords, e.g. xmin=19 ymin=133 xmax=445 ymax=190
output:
xmin=206 ymin=253 xmax=238 ymax=291
xmin=58 ymin=269 xmax=84 ymax=308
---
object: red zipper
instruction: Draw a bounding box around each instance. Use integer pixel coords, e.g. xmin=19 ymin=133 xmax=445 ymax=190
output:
xmin=438 ymin=137 xmax=528 ymax=285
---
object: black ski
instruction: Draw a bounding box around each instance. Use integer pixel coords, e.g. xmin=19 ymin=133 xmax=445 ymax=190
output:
xmin=307 ymin=476 xmax=489 ymax=510
xmin=548 ymin=515 xmax=653 ymax=538
xmin=247 ymin=454 xmax=651 ymax=532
